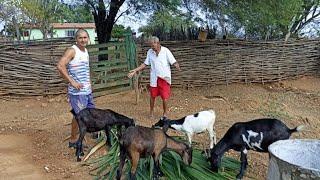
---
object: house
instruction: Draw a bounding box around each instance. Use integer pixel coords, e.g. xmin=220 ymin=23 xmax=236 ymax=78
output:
xmin=22 ymin=23 xmax=97 ymax=44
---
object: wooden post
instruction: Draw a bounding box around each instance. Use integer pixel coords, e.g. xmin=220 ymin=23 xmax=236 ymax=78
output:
xmin=198 ymin=29 xmax=208 ymax=42
xmin=134 ymin=73 xmax=140 ymax=105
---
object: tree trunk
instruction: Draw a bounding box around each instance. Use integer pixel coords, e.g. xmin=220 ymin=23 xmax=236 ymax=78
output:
xmin=41 ymin=29 xmax=47 ymax=40
xmin=13 ymin=16 xmax=21 ymax=42
xmin=90 ymin=0 xmax=125 ymax=44
xmin=284 ymin=31 xmax=291 ymax=42
xmin=87 ymin=0 xmax=125 ymax=60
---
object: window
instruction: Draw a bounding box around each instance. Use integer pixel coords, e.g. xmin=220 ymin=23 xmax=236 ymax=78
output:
xmin=22 ymin=30 xmax=29 ymax=37
xmin=65 ymin=30 xmax=75 ymax=37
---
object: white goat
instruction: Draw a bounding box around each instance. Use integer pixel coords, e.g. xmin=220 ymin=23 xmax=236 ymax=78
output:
xmin=153 ymin=110 xmax=217 ymax=149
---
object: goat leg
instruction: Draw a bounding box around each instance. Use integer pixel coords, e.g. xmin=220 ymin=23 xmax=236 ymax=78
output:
xmin=129 ymin=172 xmax=136 ymax=180
xmin=208 ymin=127 xmax=216 ymax=149
xmin=128 ymin=152 xmax=139 ymax=180
xmin=236 ymin=149 xmax=248 ymax=180
xmin=187 ymin=132 xmax=193 ymax=147
xmin=152 ymin=154 xmax=163 ymax=179
xmin=76 ymin=126 xmax=87 ymax=162
xmin=116 ymin=125 xmax=123 ymax=138
xmin=116 ymin=145 xmax=126 ymax=180
xmin=105 ymin=126 xmax=112 ymax=147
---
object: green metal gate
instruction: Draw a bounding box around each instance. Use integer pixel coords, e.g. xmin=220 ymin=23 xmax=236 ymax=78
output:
xmin=88 ymin=34 xmax=136 ymax=97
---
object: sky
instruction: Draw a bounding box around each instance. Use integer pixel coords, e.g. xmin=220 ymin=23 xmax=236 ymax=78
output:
xmin=116 ymin=5 xmax=147 ymax=35
xmin=0 ymin=1 xmax=145 ymax=35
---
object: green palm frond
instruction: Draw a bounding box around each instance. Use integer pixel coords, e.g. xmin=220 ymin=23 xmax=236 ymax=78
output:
xmin=86 ymin=134 xmax=240 ymax=180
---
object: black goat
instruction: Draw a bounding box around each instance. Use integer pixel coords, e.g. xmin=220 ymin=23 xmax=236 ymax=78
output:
xmin=70 ymin=108 xmax=135 ymax=161
xmin=209 ymin=118 xmax=303 ymax=180
xmin=116 ymin=126 xmax=193 ymax=180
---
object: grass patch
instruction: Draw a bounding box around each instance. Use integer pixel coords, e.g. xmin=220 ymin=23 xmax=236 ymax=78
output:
xmin=258 ymin=96 xmax=291 ymax=120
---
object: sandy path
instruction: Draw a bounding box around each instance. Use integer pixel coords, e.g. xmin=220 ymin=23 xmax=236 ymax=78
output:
xmin=0 ymin=135 xmax=46 ymax=180
xmin=0 ymin=76 xmax=319 ymax=179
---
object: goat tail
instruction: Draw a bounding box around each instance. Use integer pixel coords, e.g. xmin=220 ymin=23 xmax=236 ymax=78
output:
xmin=209 ymin=109 xmax=216 ymax=124
xmin=208 ymin=109 xmax=216 ymax=118
xmin=290 ymin=125 xmax=304 ymax=134
xmin=208 ymin=109 xmax=215 ymax=114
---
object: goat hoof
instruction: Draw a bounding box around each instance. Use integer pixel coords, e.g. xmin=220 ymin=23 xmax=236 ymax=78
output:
xmin=157 ymin=171 xmax=164 ymax=177
xmin=68 ymin=142 xmax=77 ymax=149
xmin=236 ymin=174 xmax=243 ymax=180
xmin=116 ymin=170 xmax=121 ymax=180
xmin=91 ymin=132 xmax=99 ymax=139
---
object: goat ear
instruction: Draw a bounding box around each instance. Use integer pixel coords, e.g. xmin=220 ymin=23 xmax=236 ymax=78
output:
xmin=161 ymin=116 xmax=169 ymax=121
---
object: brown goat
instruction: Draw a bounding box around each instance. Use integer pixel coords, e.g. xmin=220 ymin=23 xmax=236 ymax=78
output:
xmin=70 ymin=108 xmax=135 ymax=162
xmin=116 ymin=126 xmax=193 ymax=180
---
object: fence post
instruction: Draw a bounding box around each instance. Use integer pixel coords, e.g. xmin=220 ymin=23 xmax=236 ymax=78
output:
xmin=125 ymin=33 xmax=139 ymax=104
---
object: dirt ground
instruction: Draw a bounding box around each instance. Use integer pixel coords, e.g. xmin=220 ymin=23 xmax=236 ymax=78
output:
xmin=0 ymin=76 xmax=319 ymax=180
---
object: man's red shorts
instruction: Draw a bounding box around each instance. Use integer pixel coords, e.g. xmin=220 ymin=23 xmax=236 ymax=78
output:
xmin=150 ymin=78 xmax=171 ymax=100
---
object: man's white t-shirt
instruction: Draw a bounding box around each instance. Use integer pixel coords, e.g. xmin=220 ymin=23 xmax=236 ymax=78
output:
xmin=144 ymin=46 xmax=176 ymax=87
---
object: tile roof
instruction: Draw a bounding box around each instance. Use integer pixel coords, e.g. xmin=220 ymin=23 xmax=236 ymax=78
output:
xmin=23 ymin=23 xmax=96 ymax=29
xmin=52 ymin=23 xmax=96 ymax=29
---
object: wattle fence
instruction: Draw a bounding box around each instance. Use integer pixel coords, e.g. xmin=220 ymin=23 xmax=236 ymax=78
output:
xmin=0 ymin=38 xmax=72 ymax=96
xmin=137 ymin=39 xmax=320 ymax=89
xmin=0 ymin=38 xmax=319 ymax=96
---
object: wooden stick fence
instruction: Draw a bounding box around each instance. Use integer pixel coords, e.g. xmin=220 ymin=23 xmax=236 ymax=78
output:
xmin=137 ymin=39 xmax=320 ymax=89
xmin=0 ymin=39 xmax=73 ymax=96
xmin=0 ymin=39 xmax=319 ymax=96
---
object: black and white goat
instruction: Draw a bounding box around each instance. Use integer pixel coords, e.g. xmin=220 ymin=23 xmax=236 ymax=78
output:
xmin=153 ymin=110 xmax=217 ymax=149
xmin=70 ymin=108 xmax=135 ymax=161
xmin=209 ymin=118 xmax=304 ymax=179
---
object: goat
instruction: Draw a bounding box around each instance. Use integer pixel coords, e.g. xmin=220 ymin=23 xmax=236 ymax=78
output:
xmin=209 ymin=118 xmax=304 ymax=180
xmin=70 ymin=108 xmax=135 ymax=161
xmin=153 ymin=110 xmax=217 ymax=149
xmin=116 ymin=125 xmax=193 ymax=180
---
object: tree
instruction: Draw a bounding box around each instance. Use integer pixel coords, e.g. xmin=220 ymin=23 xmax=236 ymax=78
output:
xmin=58 ymin=3 xmax=94 ymax=23
xmin=83 ymin=0 xmax=182 ymax=43
xmin=285 ymin=0 xmax=320 ymax=40
xmin=202 ymin=0 xmax=320 ymax=40
xmin=112 ymin=24 xmax=132 ymax=39
xmin=227 ymin=0 xmax=304 ymax=40
xmin=85 ymin=0 xmax=126 ymax=44
xmin=139 ymin=9 xmax=197 ymax=40
xmin=18 ymin=0 xmax=64 ymax=39
xmin=0 ymin=0 xmax=23 ymax=39
xmin=197 ymin=0 xmax=226 ymax=36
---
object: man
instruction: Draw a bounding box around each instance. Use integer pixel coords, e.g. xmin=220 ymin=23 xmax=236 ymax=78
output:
xmin=128 ymin=36 xmax=181 ymax=118
xmin=57 ymin=29 xmax=95 ymax=148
